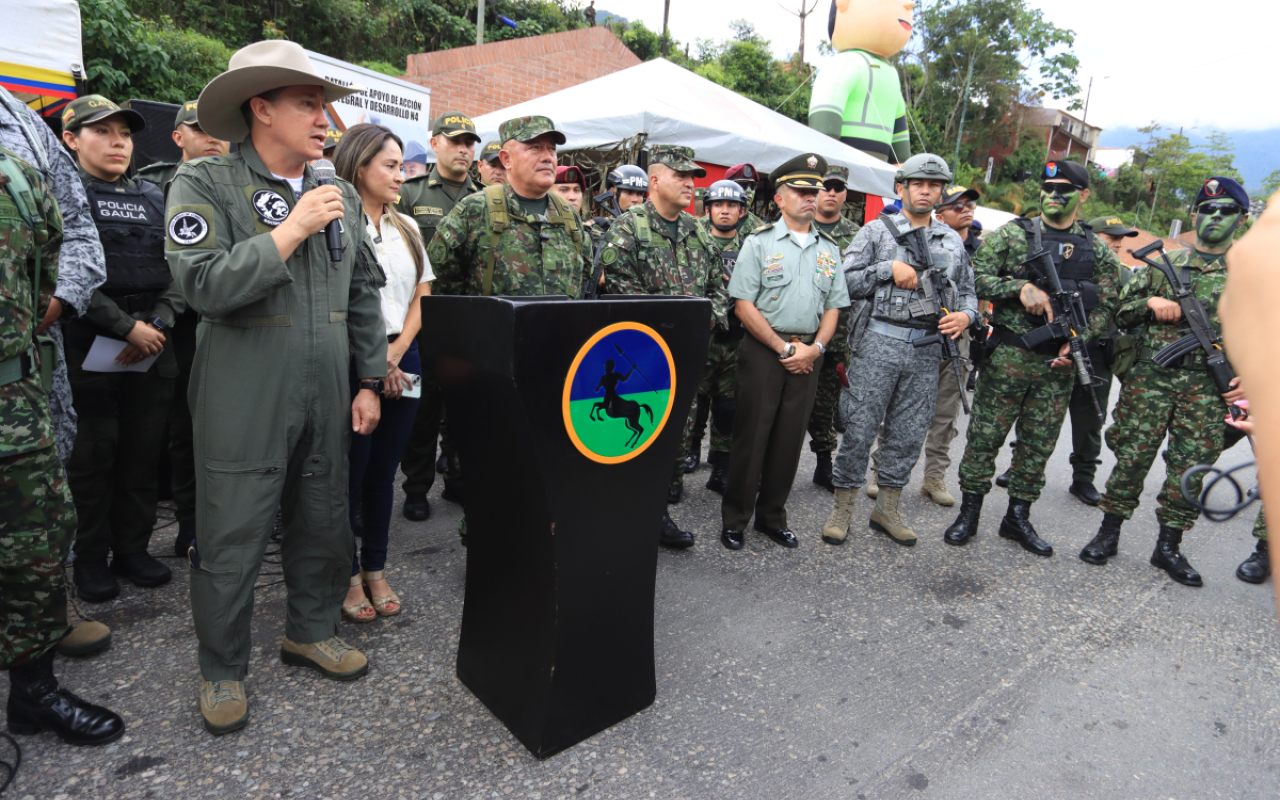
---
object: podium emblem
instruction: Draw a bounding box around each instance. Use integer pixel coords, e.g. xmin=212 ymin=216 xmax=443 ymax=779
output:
xmin=563 ymin=322 xmax=677 ymax=464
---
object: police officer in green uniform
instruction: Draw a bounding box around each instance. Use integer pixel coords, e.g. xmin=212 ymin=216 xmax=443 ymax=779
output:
xmin=136 ymin=100 xmax=228 ymax=190
xmin=599 ymin=144 xmax=728 ymax=549
xmin=686 ymin=179 xmax=750 ymax=494
xmin=396 ymin=111 xmax=481 ymax=520
xmin=477 ymin=140 xmax=506 ymax=186
xmin=138 ymin=100 xmax=229 ymax=558
xmin=720 ymin=154 xmax=850 ymax=551
xmin=0 ymin=145 xmax=126 ymax=746
xmin=807 ymin=164 xmax=861 ymax=490
xmin=166 ymin=41 xmax=387 ymax=734
xmin=59 ymin=95 xmax=182 ymax=601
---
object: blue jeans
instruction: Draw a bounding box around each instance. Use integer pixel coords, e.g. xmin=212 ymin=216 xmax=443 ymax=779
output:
xmin=350 ymin=340 xmax=421 ymax=575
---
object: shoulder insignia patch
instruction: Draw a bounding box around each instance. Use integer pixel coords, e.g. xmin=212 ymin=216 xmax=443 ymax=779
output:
xmin=166 ymin=204 xmax=215 ymax=250
xmin=250 ymin=189 xmax=291 ymax=227
xmin=601 ymin=245 xmax=619 ymax=265
xmin=427 ymin=239 xmax=447 ymax=264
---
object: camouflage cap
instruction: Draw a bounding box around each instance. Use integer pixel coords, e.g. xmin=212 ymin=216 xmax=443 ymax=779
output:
xmin=479 ymin=140 xmax=503 ymax=163
xmin=936 ymin=184 xmax=980 ymax=209
xmin=822 ymin=164 xmax=850 ymax=189
xmin=1087 ymin=216 xmax=1139 ymax=237
xmin=498 ymin=116 xmax=566 ymax=145
xmin=432 ymin=111 xmax=481 ymax=143
xmin=62 ymin=94 xmax=146 ymax=133
xmin=649 ymin=145 xmax=706 ymax=177
xmin=772 ymin=153 xmax=828 ymax=189
xmin=174 ymin=100 xmax=200 ymax=129
xmin=323 ymin=128 xmax=343 ymax=151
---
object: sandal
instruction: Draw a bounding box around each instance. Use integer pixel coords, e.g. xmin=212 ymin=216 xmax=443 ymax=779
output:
xmin=342 ymin=574 xmax=376 ymax=623
xmin=362 ymin=569 xmax=402 ymax=617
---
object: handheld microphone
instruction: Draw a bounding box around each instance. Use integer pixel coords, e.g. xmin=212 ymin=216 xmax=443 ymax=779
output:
xmin=311 ymin=159 xmax=344 ymax=263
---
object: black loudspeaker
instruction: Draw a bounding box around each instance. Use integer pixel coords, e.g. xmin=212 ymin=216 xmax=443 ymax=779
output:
xmin=122 ymin=99 xmax=181 ymax=171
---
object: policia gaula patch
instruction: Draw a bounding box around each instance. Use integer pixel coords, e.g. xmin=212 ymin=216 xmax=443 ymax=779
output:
xmin=562 ymin=322 xmax=677 ymax=464
xmin=166 ymin=205 xmax=215 ymax=248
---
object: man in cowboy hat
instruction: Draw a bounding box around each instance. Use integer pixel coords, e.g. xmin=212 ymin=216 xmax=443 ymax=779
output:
xmin=165 ymin=40 xmax=387 ymax=735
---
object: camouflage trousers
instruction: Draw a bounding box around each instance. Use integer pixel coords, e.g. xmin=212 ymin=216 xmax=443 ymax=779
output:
xmin=672 ymin=338 xmax=718 ymax=487
xmin=807 ymin=307 xmax=852 ymax=453
xmin=684 ymin=334 xmax=741 ymax=456
xmin=958 ymin=344 xmax=1074 ymax=502
xmin=1254 ymin=505 xmax=1268 ymax=541
xmin=871 ymin=333 xmax=972 ymax=481
xmin=833 ymin=330 xmax=940 ymax=490
xmin=1097 ymin=363 xmax=1227 ymax=532
xmin=1 ymin=445 xmax=76 ymax=669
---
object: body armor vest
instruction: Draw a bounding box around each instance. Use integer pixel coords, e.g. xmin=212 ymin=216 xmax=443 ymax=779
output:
xmin=1012 ymin=217 xmax=1098 ymax=326
xmin=872 ymin=214 xmax=957 ymax=330
xmin=86 ymin=179 xmax=170 ymax=294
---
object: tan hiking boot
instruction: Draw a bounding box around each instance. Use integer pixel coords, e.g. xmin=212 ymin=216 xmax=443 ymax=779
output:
xmin=869 ymin=487 xmax=917 ymax=546
xmin=823 ymin=487 xmax=859 ymax=545
xmin=57 ymin=595 xmax=112 ymax=657
xmin=200 ymin=680 xmax=248 ymax=735
xmin=865 ymin=473 xmax=879 ymax=499
xmin=280 ymin=636 xmax=368 ymax=681
xmin=921 ymin=477 xmax=956 ymax=507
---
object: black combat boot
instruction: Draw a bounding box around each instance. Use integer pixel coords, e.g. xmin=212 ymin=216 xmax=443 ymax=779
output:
xmin=994 ymin=468 xmax=1012 ymax=489
xmin=1080 ymin=513 xmax=1123 ymax=565
xmin=7 ymin=651 xmax=125 ymax=746
xmin=943 ymin=492 xmax=984 ymax=546
xmin=660 ymin=513 xmax=694 ymax=549
xmin=110 ymin=552 xmax=172 ymax=588
xmin=402 ymin=492 xmax=431 ymax=521
xmin=73 ymin=559 xmax=119 ymax=603
xmin=705 ymin=451 xmax=729 ymax=495
xmin=1236 ymin=540 xmax=1271 ymax=584
xmin=683 ymin=443 xmax=702 ymax=474
xmin=1069 ymin=480 xmax=1100 ymax=506
xmin=173 ymin=517 xmax=196 ymax=559
xmin=812 ymin=451 xmax=834 ymax=492
xmin=1150 ymin=525 xmax=1202 ymax=586
xmin=998 ymin=498 xmax=1053 ymax=556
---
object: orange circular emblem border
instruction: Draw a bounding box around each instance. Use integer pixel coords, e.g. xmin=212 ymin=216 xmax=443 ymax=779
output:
xmin=562 ymin=321 xmax=677 ymax=465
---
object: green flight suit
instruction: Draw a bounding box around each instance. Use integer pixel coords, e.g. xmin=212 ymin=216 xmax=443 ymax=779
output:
xmin=137 ymin=161 xmax=180 ymax=192
xmin=66 ymin=169 xmax=181 ymax=563
xmin=395 ymin=167 xmax=478 ymax=499
xmin=807 ymin=214 xmax=861 ymax=453
xmin=165 ymin=139 xmax=387 ymax=682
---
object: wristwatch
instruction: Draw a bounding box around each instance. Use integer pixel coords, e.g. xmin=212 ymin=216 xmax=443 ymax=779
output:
xmin=358 ymin=379 xmax=384 ymax=394
xmin=815 ymin=341 xmax=826 ymax=356
xmin=150 ymin=317 xmax=171 ymax=333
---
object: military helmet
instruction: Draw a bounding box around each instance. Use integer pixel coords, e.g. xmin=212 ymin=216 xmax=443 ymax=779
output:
xmin=607 ymin=164 xmax=648 ymax=192
xmin=704 ymin=179 xmax=747 ymax=208
xmin=895 ymin=153 xmax=952 ymax=186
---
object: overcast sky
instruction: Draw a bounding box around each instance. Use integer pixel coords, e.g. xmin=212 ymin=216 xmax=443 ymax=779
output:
xmin=600 ymin=0 xmax=1275 ymax=132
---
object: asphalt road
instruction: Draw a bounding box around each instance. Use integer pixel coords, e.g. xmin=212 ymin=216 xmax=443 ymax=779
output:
xmin=4 ymin=407 xmax=1277 ymax=799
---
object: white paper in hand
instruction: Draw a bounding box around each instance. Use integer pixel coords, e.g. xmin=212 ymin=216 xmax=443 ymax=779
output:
xmin=82 ymin=336 xmax=160 ymax=373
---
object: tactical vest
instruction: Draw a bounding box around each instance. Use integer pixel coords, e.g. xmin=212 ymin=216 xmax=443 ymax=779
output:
xmin=1012 ymin=217 xmax=1098 ymax=323
xmin=631 ymin=205 xmax=714 ymax=255
xmin=481 ymin=183 xmax=582 ymax=296
xmin=873 ymin=214 xmax=956 ymax=330
xmin=86 ymin=179 xmax=170 ymax=295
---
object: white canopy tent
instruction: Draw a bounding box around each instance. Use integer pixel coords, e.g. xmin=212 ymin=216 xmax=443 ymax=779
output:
xmin=469 ymin=58 xmax=898 ymax=198
xmin=0 ymin=0 xmax=81 ymax=117
xmin=973 ymin=205 xmax=1017 ymax=232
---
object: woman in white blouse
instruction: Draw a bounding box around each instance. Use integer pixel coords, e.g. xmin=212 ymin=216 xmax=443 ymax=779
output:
xmin=333 ymin=124 xmax=434 ymax=623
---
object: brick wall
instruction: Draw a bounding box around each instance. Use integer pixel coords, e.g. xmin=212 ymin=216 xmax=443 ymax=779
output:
xmin=403 ymin=27 xmax=641 ymax=118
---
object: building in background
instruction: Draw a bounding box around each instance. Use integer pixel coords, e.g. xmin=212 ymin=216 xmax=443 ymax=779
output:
xmin=1022 ymin=106 xmax=1103 ymax=163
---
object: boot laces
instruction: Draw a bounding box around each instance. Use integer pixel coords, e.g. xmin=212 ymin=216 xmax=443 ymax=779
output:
xmin=315 ymin=637 xmax=354 ymax=661
xmin=209 ymin=681 xmax=242 ymax=707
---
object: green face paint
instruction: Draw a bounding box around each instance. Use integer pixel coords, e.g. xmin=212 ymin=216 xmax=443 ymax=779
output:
xmin=1040 ymin=184 xmax=1081 ymax=224
xmin=1195 ymin=204 xmax=1243 ymax=246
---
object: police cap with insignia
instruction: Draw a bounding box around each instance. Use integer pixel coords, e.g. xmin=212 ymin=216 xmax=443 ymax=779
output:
xmin=1194 ymin=176 xmax=1249 ymax=210
xmin=479 ymin=140 xmax=503 ymax=163
xmin=937 ymin=184 xmax=980 ymax=209
xmin=650 ymin=145 xmax=706 ymax=177
xmin=1043 ymin=159 xmax=1089 ymax=189
xmin=174 ymin=101 xmax=200 ymax=129
xmin=498 ymin=116 xmax=567 ymax=146
xmin=772 ymin=153 xmax=828 ymax=189
xmin=62 ymin=94 xmax=146 ymax=133
xmin=1087 ymin=216 xmax=1139 ymax=237
xmin=432 ymin=111 xmax=481 ymax=144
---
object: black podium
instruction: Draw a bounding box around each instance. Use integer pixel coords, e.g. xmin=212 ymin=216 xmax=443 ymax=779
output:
xmin=419 ymin=295 xmax=711 ymax=759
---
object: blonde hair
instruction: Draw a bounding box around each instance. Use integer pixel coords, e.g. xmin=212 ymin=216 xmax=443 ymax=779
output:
xmin=334 ymin=123 xmax=426 ymax=283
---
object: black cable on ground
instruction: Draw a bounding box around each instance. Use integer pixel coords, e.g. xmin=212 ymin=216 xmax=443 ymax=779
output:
xmin=1181 ymin=461 xmax=1259 ymax=522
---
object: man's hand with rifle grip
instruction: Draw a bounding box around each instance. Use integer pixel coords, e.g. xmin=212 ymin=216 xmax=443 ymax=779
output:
xmin=938 ymin=310 xmax=970 ymax=339
xmin=1020 ymin=281 xmax=1054 ymax=320
xmin=1147 ymin=296 xmax=1182 ymax=322
xmin=892 ymin=260 xmax=919 ymax=289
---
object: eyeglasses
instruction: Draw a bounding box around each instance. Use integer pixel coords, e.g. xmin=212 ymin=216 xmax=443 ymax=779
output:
xmin=1041 ymin=182 xmax=1079 ymax=195
xmin=1196 ymin=202 xmax=1241 ymax=216
xmin=943 ymin=200 xmax=977 ymax=211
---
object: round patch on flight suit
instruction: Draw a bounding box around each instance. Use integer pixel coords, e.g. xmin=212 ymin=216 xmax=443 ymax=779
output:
xmin=562 ymin=322 xmax=677 ymax=464
xmin=168 ymin=211 xmax=209 ymax=246
xmin=600 ymin=245 xmax=618 ymax=265
xmin=251 ymin=189 xmax=291 ymax=227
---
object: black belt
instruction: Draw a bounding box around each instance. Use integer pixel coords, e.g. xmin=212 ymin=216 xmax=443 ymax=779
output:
xmin=774 ymin=331 xmax=816 ymax=344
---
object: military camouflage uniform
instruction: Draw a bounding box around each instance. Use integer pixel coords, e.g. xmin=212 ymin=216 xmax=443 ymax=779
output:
xmin=0 ymin=147 xmax=75 ymax=668
xmin=599 ymin=197 xmax=727 ymax=485
xmin=832 ymin=213 xmax=975 ymax=491
xmin=1097 ymin=248 xmax=1230 ymax=531
xmin=685 ymin=219 xmax=748 ymax=456
xmin=957 ymin=221 xmax=1124 ymax=502
xmin=807 ymin=214 xmax=861 ymax=453
xmin=0 ymin=87 xmax=108 ymax=463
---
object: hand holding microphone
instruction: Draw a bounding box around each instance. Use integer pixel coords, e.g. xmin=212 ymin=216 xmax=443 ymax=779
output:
xmin=311 ymin=158 xmax=345 ymax=262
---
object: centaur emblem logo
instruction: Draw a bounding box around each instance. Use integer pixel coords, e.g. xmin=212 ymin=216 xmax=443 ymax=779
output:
xmin=563 ymin=322 xmax=677 ymax=464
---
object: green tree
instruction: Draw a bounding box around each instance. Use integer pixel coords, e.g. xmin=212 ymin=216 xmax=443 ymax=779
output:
xmin=1260 ymin=169 xmax=1280 ymax=197
xmin=1136 ymin=124 xmax=1241 ymax=234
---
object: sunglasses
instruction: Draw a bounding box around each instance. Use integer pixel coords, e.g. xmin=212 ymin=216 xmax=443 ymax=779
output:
xmin=1196 ymin=202 xmax=1241 ymax=216
xmin=943 ymin=200 xmax=977 ymax=211
xmin=1041 ymin=182 xmax=1079 ymax=195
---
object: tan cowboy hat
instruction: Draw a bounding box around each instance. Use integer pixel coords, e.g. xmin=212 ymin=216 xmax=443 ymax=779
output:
xmin=197 ymin=41 xmax=365 ymax=142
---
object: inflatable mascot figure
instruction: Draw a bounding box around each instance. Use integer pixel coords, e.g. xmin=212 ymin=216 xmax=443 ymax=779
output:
xmin=808 ymin=0 xmax=914 ymax=163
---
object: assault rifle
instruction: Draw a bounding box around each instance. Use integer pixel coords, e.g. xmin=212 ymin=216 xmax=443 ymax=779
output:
xmin=1019 ymin=217 xmax=1105 ymax=420
xmin=584 ymin=190 xmax=624 ymax=300
xmin=883 ymin=218 xmax=971 ymax=414
xmin=1131 ymin=240 xmax=1239 ymax=407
